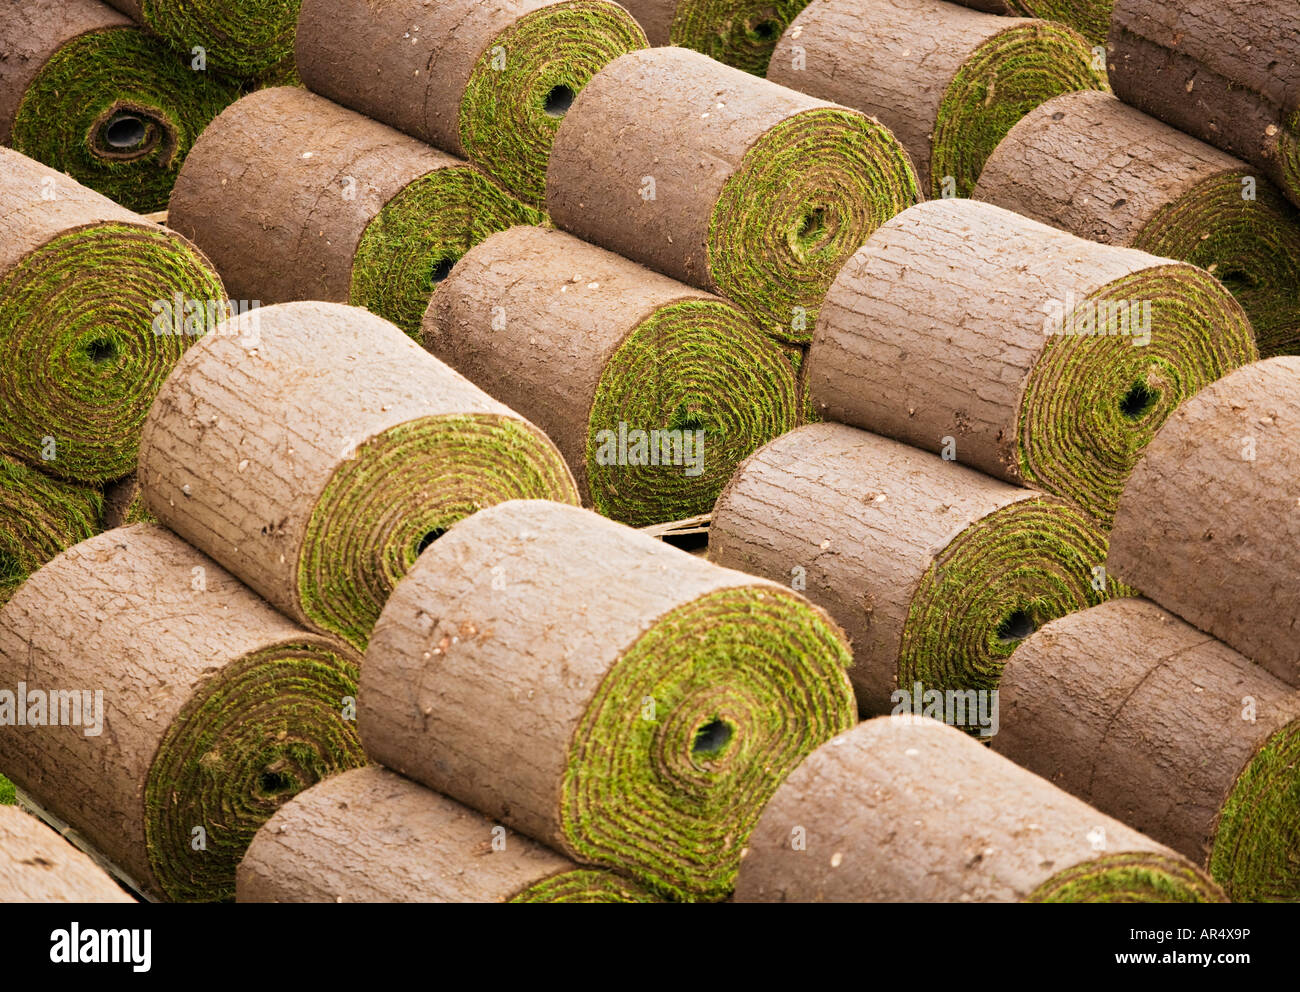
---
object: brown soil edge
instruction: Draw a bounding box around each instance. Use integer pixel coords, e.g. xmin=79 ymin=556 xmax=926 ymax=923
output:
xmin=616 ymin=0 xmax=677 ymax=44
xmin=0 ymin=804 xmax=134 ymax=902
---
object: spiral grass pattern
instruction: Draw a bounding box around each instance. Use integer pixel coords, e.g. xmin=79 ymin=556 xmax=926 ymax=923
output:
xmin=510 ymin=869 xmax=664 ymax=903
xmin=128 ymin=0 xmax=302 ymax=82
xmin=1027 ymin=852 xmax=1227 ymax=902
xmin=0 ymin=223 xmax=226 ymax=483
xmin=667 ymin=0 xmax=815 ymax=75
xmin=0 ymin=458 xmax=102 ymax=606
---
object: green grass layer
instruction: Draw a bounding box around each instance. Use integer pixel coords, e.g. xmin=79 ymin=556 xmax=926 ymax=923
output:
xmin=1210 ymin=718 xmax=1300 ymax=902
xmin=139 ymin=0 xmax=301 ymax=82
xmin=511 ymin=869 xmax=664 ymax=903
xmin=669 ymin=0 xmax=814 ymax=76
xmin=143 ymin=643 xmax=365 ymax=902
xmin=460 ymin=1 xmax=646 ymax=205
xmin=1019 ymin=265 xmax=1257 ymax=526
xmin=560 ymin=585 xmax=856 ymax=902
xmin=1283 ymin=109 xmax=1300 ymax=210
xmin=0 ymin=775 xmax=14 ymax=805
xmin=1009 ymin=0 xmax=1112 ymax=48
xmin=0 ymin=458 xmax=102 ymax=606
xmin=350 ymin=169 xmax=542 ymax=337
xmin=12 ymin=28 xmax=238 ymax=212
xmin=1027 ymin=852 xmax=1226 ymax=902
xmin=585 ymin=299 xmax=800 ymax=526
xmin=0 ymin=223 xmax=226 ymax=483
xmin=709 ymin=107 xmax=920 ymax=344
xmin=299 ymin=415 xmax=579 ymax=651
xmin=932 ymin=21 xmax=1106 ymax=199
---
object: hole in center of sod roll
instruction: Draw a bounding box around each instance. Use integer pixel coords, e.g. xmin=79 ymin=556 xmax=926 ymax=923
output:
xmin=692 ymin=719 xmax=732 ymax=757
xmin=258 ymin=771 xmax=293 ymax=796
xmin=544 ymin=85 xmax=575 ymax=118
xmin=101 ymin=112 xmax=148 ymax=150
xmin=668 ymin=403 xmax=707 ymax=434
xmin=85 ymin=338 xmax=117 ymax=364
xmin=415 ymin=528 xmax=446 ymax=558
xmin=750 ymin=18 xmax=781 ymax=41
xmin=430 ymin=258 xmax=457 ymax=284
xmin=996 ymin=609 xmax=1035 ymax=644
xmin=1119 ymin=381 xmax=1159 ymax=421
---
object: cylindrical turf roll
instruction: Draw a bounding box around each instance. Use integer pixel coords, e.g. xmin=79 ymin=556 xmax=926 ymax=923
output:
xmin=0 ymin=524 xmax=366 ymax=902
xmin=546 ymin=47 xmax=920 ymax=344
xmin=423 ymin=225 xmax=801 ymax=526
xmin=975 ymin=90 xmax=1300 ymax=357
xmin=735 ymin=716 xmax=1226 ymax=902
xmin=360 ymin=499 xmax=857 ymax=901
xmin=1108 ymin=0 xmax=1300 ymax=211
xmin=809 ymin=198 xmax=1257 ymax=526
xmin=0 ymin=806 xmax=133 ymax=903
xmin=767 ymin=0 xmax=1106 ymax=199
xmin=710 ymin=423 xmax=1125 ymax=713
xmin=0 ymin=148 xmax=227 ymax=483
xmin=0 ymin=0 xmax=239 ymax=213
xmin=103 ymin=0 xmax=301 ymax=82
xmin=1109 ymin=357 xmax=1300 ymax=689
xmin=168 ymin=88 xmax=541 ymax=338
xmin=993 ymin=598 xmax=1300 ymax=903
xmin=0 ymin=457 xmax=102 ymax=607
xmin=138 ymin=301 xmax=579 ymax=652
xmin=618 ymin=0 xmax=814 ymax=75
xmin=238 ymin=766 xmax=662 ymax=903
xmin=949 ymin=0 xmax=1112 ymax=48
xmin=295 ymin=0 xmax=646 ymax=206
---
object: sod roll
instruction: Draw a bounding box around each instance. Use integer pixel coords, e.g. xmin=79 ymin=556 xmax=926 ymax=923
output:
xmin=0 ymin=457 xmax=102 ymax=607
xmin=975 ymin=90 xmax=1300 ymax=357
xmin=168 ymin=87 xmax=540 ymax=337
xmin=809 ymin=198 xmax=1257 ymax=526
xmin=1109 ymin=357 xmax=1300 ymax=689
xmin=103 ymin=0 xmax=300 ymax=82
xmin=619 ymin=0 xmax=814 ymax=75
xmin=0 ymin=148 xmax=227 ymax=483
xmin=993 ymin=598 xmax=1300 ymax=903
xmin=361 ymin=499 xmax=857 ymax=901
xmin=767 ymin=0 xmax=1106 ymax=199
xmin=0 ymin=0 xmax=239 ymax=213
xmin=238 ymin=766 xmax=662 ymax=903
xmin=710 ymin=423 xmax=1123 ymax=714
xmin=295 ymin=0 xmax=646 ymax=206
xmin=546 ymin=47 xmax=920 ymax=344
xmin=0 ymin=524 xmax=366 ymax=902
xmin=0 ymin=806 xmax=134 ymax=903
xmin=424 ymin=225 xmax=801 ymax=526
xmin=949 ymin=0 xmax=1112 ymax=48
xmin=138 ymin=301 xmax=579 ymax=652
xmin=1109 ymin=0 xmax=1300 ymax=211
xmin=735 ymin=716 xmax=1226 ymax=902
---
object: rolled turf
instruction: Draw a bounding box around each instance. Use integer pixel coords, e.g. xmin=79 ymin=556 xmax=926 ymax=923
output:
xmin=103 ymin=0 xmax=301 ymax=83
xmin=238 ymin=766 xmax=663 ymax=903
xmin=360 ymin=499 xmax=857 ymax=901
xmin=138 ymin=301 xmax=579 ymax=652
xmin=424 ymin=225 xmax=801 ymax=526
xmin=994 ymin=598 xmax=1300 ymax=903
xmin=767 ymin=0 xmax=1106 ymax=199
xmin=1108 ymin=357 xmax=1300 ymax=690
xmin=976 ymin=90 xmax=1300 ymax=357
xmin=1 ymin=0 xmax=239 ymax=213
xmin=0 ymin=806 xmax=133 ymax=903
xmin=809 ymin=198 xmax=1258 ymax=527
xmin=295 ymin=0 xmax=647 ymax=206
xmin=0 ymin=148 xmax=227 ymax=483
xmin=618 ymin=0 xmax=814 ymax=75
xmin=0 ymin=457 xmax=102 ymax=607
xmin=0 ymin=524 xmax=366 ymax=902
xmin=546 ymin=47 xmax=920 ymax=344
xmin=949 ymin=0 xmax=1112 ymax=48
xmin=167 ymin=87 xmax=542 ymax=337
xmin=1108 ymin=0 xmax=1300 ymax=211
xmin=735 ymin=716 xmax=1226 ymax=902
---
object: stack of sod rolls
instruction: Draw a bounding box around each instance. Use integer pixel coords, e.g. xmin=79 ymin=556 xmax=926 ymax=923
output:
xmin=138 ymin=301 xmax=579 ymax=652
xmin=547 ymin=47 xmax=921 ymax=344
xmin=423 ymin=225 xmax=801 ymax=526
xmin=168 ymin=88 xmax=542 ymax=337
xmin=0 ymin=806 xmax=133 ymax=902
xmin=0 ymin=0 xmax=239 ymax=212
xmin=767 ymin=0 xmax=1106 ymax=199
xmin=949 ymin=0 xmax=1113 ymax=48
xmin=1108 ymin=358 xmax=1300 ymax=690
xmin=1109 ymin=0 xmax=1300 ymax=212
xmin=0 ymin=524 xmax=367 ymax=902
xmin=709 ymin=423 xmax=1124 ymax=714
xmin=360 ymin=499 xmax=858 ymax=901
xmin=618 ymin=0 xmax=814 ymax=75
xmin=294 ymin=0 xmax=647 ymax=206
xmin=975 ymin=90 xmax=1300 ymax=356
xmin=993 ymin=598 xmax=1300 ymax=903
xmin=735 ymin=716 xmax=1226 ymax=902
xmin=809 ymin=198 xmax=1258 ymax=526
xmin=238 ymin=766 xmax=663 ymax=903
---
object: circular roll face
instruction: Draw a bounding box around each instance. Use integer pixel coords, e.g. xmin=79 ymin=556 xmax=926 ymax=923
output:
xmin=134 ymin=0 xmax=302 ymax=80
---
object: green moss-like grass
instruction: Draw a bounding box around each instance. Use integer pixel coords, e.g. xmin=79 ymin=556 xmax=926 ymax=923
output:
xmin=460 ymin=1 xmax=646 ymax=205
xmin=708 ymin=107 xmax=920 ymax=343
xmin=0 ymin=775 xmax=14 ymax=805
xmin=667 ymin=0 xmax=814 ymax=76
xmin=560 ymin=585 xmax=856 ymax=902
xmin=0 ymin=223 xmax=227 ymax=483
xmin=0 ymin=458 xmax=102 ymax=605
xmin=350 ymin=170 xmax=543 ymax=337
xmin=511 ymin=869 xmax=664 ymax=903
xmin=1027 ymin=852 xmax=1226 ymax=902
xmin=11 ymin=27 xmax=239 ymax=212
xmin=932 ymin=21 xmax=1106 ymax=199
xmin=138 ymin=0 xmax=301 ymax=82
xmin=1007 ymin=0 xmax=1112 ymax=48
xmin=585 ymin=299 xmax=800 ymax=526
